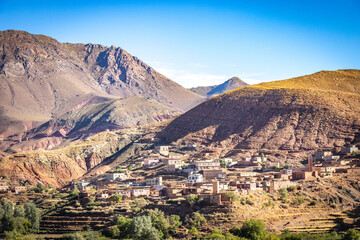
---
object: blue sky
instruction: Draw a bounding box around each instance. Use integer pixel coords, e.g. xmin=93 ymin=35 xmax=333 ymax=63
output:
xmin=0 ymin=0 xmax=359 ymax=87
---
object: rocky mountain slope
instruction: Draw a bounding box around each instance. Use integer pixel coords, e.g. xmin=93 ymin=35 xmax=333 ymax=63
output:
xmin=0 ymin=126 xmax=159 ymax=187
xmin=189 ymin=76 xmax=248 ymax=97
xmin=0 ymin=30 xmax=203 ymax=140
xmin=158 ymin=70 xmax=360 ymax=159
xmin=0 ymin=97 xmax=178 ymax=153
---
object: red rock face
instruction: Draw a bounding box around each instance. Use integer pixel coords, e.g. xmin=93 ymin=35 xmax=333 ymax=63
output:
xmin=85 ymin=153 xmax=102 ymax=170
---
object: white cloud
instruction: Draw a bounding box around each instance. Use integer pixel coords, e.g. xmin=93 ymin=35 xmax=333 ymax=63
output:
xmin=149 ymin=61 xmax=268 ymax=88
xmin=153 ymin=66 xmax=227 ymax=88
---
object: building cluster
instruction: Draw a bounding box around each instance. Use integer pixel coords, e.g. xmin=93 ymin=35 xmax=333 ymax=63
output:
xmin=2 ymin=144 xmax=359 ymax=206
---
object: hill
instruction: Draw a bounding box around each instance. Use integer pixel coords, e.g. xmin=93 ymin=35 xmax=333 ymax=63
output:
xmin=158 ymin=70 xmax=360 ymax=160
xmin=0 ymin=97 xmax=178 ymax=153
xmin=0 ymin=30 xmax=203 ymax=140
xmin=189 ymin=76 xmax=248 ymax=97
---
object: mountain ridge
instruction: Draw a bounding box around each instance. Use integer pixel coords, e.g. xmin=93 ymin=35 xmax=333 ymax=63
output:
xmin=158 ymin=70 xmax=360 ymax=161
xmin=0 ymin=29 xmax=203 ymax=145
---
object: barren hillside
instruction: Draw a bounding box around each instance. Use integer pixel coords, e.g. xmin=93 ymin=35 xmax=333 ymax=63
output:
xmin=158 ymin=70 xmax=360 ymax=158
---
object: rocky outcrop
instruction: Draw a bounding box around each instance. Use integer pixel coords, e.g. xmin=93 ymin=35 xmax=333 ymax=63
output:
xmin=0 ymin=30 xmax=203 ymax=139
xmin=158 ymin=70 xmax=360 ymax=159
xmin=0 ymin=127 xmax=155 ymax=187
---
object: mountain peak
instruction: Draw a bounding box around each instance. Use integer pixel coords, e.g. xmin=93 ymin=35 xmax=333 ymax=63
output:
xmin=189 ymin=76 xmax=248 ymax=97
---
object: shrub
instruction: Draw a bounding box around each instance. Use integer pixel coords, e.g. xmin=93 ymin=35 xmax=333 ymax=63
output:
xmin=190 ymin=212 xmax=206 ymax=228
xmin=343 ymin=229 xmax=360 ymax=240
xmin=130 ymin=215 xmax=161 ymax=240
xmin=230 ymin=219 xmax=268 ymax=240
xmin=69 ymin=189 xmax=79 ymax=200
xmin=287 ymin=186 xmax=297 ymax=192
xmin=296 ymin=197 xmax=305 ymax=205
xmin=309 ymin=201 xmax=317 ymax=206
xmin=186 ymin=194 xmax=198 ymax=206
xmin=189 ymin=227 xmax=198 ymax=237
xmin=111 ymin=193 xmax=122 ymax=203
xmin=279 ymin=188 xmax=288 ymax=202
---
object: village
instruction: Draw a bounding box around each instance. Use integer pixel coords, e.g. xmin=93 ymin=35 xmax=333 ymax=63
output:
xmin=42 ymin=143 xmax=360 ymax=206
xmin=1 ymin=143 xmax=359 ymax=206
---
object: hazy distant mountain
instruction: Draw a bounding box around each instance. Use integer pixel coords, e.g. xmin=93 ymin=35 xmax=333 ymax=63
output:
xmin=189 ymin=76 xmax=248 ymax=97
xmin=159 ymin=70 xmax=360 ymax=158
xmin=0 ymin=30 xmax=203 ymax=149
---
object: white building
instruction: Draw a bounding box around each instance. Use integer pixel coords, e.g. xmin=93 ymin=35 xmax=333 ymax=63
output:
xmin=131 ymin=187 xmax=150 ymax=197
xmin=187 ymin=171 xmax=203 ymax=183
xmin=144 ymin=157 xmax=160 ymax=167
xmin=106 ymin=173 xmax=127 ymax=181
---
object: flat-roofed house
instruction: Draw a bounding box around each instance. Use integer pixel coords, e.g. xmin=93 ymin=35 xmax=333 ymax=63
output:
xmin=146 ymin=177 xmax=163 ymax=186
xmin=202 ymin=169 xmax=226 ymax=180
xmin=155 ymin=145 xmax=169 ymax=156
xmin=130 ymin=187 xmax=150 ymax=197
xmin=194 ymin=160 xmax=220 ymax=170
xmin=187 ymin=171 xmax=203 ymax=183
xmin=106 ymin=173 xmax=127 ymax=181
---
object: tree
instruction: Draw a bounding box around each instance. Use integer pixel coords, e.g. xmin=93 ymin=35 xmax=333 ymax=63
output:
xmin=24 ymin=202 xmax=41 ymax=231
xmin=111 ymin=193 xmax=122 ymax=203
xmin=69 ymin=189 xmax=79 ymax=200
xmin=2 ymin=202 xmax=15 ymax=232
xmin=279 ymin=188 xmax=288 ymax=202
xmin=343 ymin=229 xmax=360 ymax=240
xmin=190 ymin=212 xmax=207 ymax=228
xmin=116 ymin=216 xmax=132 ymax=238
xmin=260 ymin=153 xmax=266 ymax=163
xmin=150 ymin=209 xmax=169 ymax=238
xmin=230 ymin=219 xmax=268 ymax=240
xmin=226 ymin=191 xmax=238 ymax=203
xmin=186 ymin=194 xmax=198 ymax=207
xmin=12 ymin=217 xmax=31 ymax=235
xmin=14 ymin=205 xmax=25 ymax=218
xmin=33 ymin=183 xmax=47 ymax=193
xmin=168 ymin=215 xmax=181 ymax=232
xmin=130 ymin=215 xmax=161 ymax=240
xmin=189 ymin=227 xmax=198 ymax=237
xmin=220 ymin=159 xmax=227 ymax=168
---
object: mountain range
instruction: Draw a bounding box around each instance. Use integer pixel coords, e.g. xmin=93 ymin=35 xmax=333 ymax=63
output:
xmin=0 ymin=29 xmax=360 ymax=186
xmin=0 ymin=30 xmax=204 ymax=152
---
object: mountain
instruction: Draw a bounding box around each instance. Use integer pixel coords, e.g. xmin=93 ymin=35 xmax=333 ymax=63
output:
xmin=189 ymin=76 xmax=248 ymax=97
xmin=0 ymin=97 xmax=178 ymax=153
xmin=158 ymin=70 xmax=360 ymax=160
xmin=0 ymin=30 xmax=203 ymax=147
xmin=0 ymin=127 xmax=155 ymax=187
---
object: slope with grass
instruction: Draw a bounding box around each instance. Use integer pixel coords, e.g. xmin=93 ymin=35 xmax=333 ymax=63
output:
xmin=158 ymin=70 xmax=360 ymax=158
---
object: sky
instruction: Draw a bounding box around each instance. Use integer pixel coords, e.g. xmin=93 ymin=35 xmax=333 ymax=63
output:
xmin=0 ymin=0 xmax=359 ymax=88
